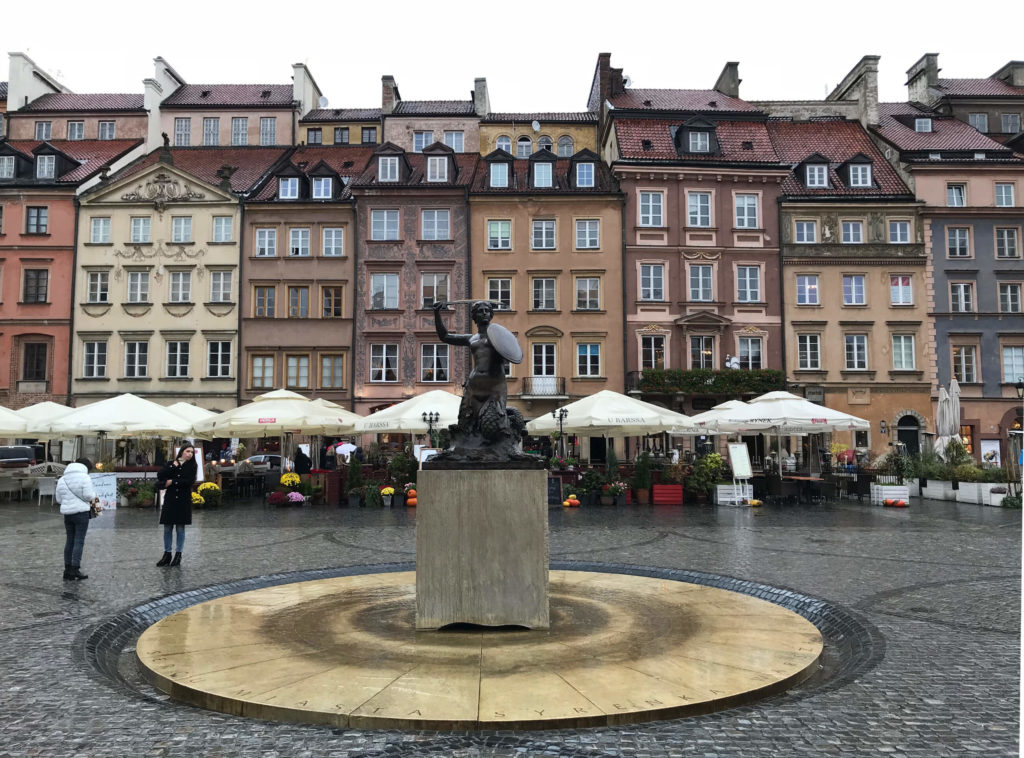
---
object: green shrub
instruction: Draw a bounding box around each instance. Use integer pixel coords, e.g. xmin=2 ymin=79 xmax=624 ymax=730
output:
xmin=913 ymin=450 xmax=951 ymax=480
xmin=578 ymin=468 xmax=605 ymax=494
xmin=363 ymin=482 xmax=383 ymax=507
xmin=685 ymin=453 xmax=724 ymax=497
xmin=632 ymin=451 xmax=653 ymax=491
xmin=387 ymin=452 xmax=417 ymax=488
xmin=347 ymin=454 xmax=364 ymax=494
xmin=605 ymin=446 xmax=620 ymax=483
xmin=952 ymin=463 xmax=982 ymax=482
xmin=944 ymin=439 xmax=972 ymax=467
xmin=1001 ymin=494 xmax=1022 ymax=509
xmin=980 ymin=467 xmax=1008 ymax=483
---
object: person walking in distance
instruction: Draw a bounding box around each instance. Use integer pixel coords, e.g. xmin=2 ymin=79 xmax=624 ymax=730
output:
xmin=156 ymin=444 xmax=198 ymax=567
xmin=56 ymin=457 xmax=99 ymax=580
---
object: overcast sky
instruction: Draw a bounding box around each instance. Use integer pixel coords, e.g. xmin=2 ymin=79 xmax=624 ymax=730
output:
xmin=4 ymin=0 xmax=1020 ymax=113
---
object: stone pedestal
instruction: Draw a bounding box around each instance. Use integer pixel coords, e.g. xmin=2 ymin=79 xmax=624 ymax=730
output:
xmin=416 ymin=468 xmax=549 ymax=629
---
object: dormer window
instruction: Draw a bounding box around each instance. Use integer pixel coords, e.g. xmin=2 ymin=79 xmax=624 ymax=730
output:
xmin=576 ymin=162 xmax=594 ymax=188
xmin=534 ymin=163 xmax=552 ymax=188
xmin=0 ymin=156 xmax=15 ymax=178
xmin=279 ymin=177 xmax=299 ymax=199
xmin=312 ymin=177 xmax=333 ymax=199
xmin=974 ymin=152 xmax=986 ymax=161
xmin=928 ymin=152 xmax=941 ymax=160
xmin=806 ymin=164 xmax=828 ymax=188
xmin=36 ymin=155 xmax=55 ymax=180
xmin=379 ymin=156 xmax=399 ymax=182
xmin=849 ymin=164 xmax=872 ymax=187
xmin=914 ymin=118 xmax=932 ymax=132
xmin=427 ymin=156 xmax=448 ymax=182
xmin=688 ymin=131 xmax=710 ymax=152
xmin=490 ymin=162 xmax=508 ymax=188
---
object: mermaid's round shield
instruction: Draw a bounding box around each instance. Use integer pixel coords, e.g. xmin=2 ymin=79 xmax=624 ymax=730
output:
xmin=488 ymin=323 xmax=523 ymax=364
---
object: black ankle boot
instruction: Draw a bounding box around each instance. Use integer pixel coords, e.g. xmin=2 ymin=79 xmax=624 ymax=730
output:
xmin=156 ymin=551 xmax=172 ymax=567
xmin=70 ymin=566 xmax=88 ymax=580
xmin=63 ymin=564 xmax=74 ymax=580
xmin=169 ymin=552 xmax=182 ymax=567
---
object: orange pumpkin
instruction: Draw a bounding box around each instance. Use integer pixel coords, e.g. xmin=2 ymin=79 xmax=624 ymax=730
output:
xmin=407 ymin=489 xmax=417 ymax=498
xmin=406 ymin=497 xmax=417 ymax=507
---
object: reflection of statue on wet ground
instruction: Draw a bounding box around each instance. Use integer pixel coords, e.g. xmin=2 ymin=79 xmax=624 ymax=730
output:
xmin=432 ymin=300 xmax=538 ymax=465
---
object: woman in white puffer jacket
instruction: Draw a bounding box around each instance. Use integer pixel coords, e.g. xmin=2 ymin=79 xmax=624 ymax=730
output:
xmin=56 ymin=458 xmax=98 ymax=581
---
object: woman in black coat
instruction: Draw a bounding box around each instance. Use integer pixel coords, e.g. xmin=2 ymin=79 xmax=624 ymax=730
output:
xmin=156 ymin=444 xmax=198 ymax=567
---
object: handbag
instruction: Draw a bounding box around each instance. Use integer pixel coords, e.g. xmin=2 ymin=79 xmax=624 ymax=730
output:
xmin=89 ymin=499 xmax=102 ymax=518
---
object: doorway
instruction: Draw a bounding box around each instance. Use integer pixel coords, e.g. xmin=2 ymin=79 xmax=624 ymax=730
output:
xmin=896 ymin=415 xmax=920 ymax=455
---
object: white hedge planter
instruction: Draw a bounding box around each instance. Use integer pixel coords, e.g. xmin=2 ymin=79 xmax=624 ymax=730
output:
xmin=906 ymin=480 xmax=921 ymax=498
xmin=714 ymin=484 xmax=753 ymax=506
xmin=870 ymin=483 xmax=910 ymax=505
xmin=921 ymin=481 xmax=955 ymax=500
xmin=956 ymin=483 xmax=1008 ymax=506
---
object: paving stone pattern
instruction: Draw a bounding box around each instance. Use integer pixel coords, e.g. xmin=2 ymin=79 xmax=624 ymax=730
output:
xmin=0 ymin=497 xmax=1019 ymax=757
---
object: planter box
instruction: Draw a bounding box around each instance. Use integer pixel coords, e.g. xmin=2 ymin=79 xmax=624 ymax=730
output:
xmin=870 ymin=483 xmax=910 ymax=505
xmin=956 ymin=482 xmax=1007 ymax=506
xmin=922 ymin=481 xmax=955 ymax=500
xmin=652 ymin=484 xmax=683 ymax=505
xmin=906 ymin=480 xmax=921 ymax=498
xmin=714 ymin=484 xmax=752 ymax=506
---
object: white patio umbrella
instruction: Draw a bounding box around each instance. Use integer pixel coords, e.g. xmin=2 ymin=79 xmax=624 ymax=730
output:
xmin=0 ymin=404 xmax=29 ymax=437
xmin=354 ymin=390 xmax=462 ymax=434
xmin=192 ymin=389 xmax=361 ymax=437
xmin=679 ymin=400 xmax=754 ymax=431
xmin=48 ymin=394 xmax=194 ymax=438
xmin=165 ymin=402 xmax=218 ymax=425
xmin=709 ymin=391 xmax=870 ymax=434
xmin=525 ymin=390 xmax=693 ymax=436
xmin=934 ymin=381 xmax=963 ymax=459
xmin=15 ymin=401 xmax=71 ymax=438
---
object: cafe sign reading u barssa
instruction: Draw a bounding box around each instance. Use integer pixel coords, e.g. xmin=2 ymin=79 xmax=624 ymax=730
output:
xmin=606 ymin=416 xmax=646 ymax=423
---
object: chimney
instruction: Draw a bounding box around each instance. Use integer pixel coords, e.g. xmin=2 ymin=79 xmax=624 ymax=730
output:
xmin=993 ymin=60 xmax=1024 ymax=87
xmin=473 ymin=77 xmax=490 ymax=117
xmin=588 ymin=53 xmax=626 ymax=113
xmin=713 ymin=62 xmax=741 ymax=99
xmin=826 ymin=55 xmax=880 ymax=127
xmin=906 ymin=53 xmax=940 ymax=105
xmin=216 ymin=165 xmax=237 ymax=192
xmin=381 ymin=75 xmax=400 ymax=115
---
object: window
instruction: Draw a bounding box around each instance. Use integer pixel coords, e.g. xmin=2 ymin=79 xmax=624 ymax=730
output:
xmin=35 ymin=122 xmax=52 ymax=140
xmin=737 ymin=266 xmax=760 ymax=302
xmin=130 ymin=216 xmax=151 ymax=243
xmin=690 ymin=336 xmax=714 ymax=368
xmin=279 ymin=177 xmax=299 ymax=199
xmin=98 ymin=121 xmax=115 ymax=140
xmin=371 ymin=210 xmax=399 ymax=240
xmin=488 ymin=220 xmax=511 ymax=249
xmin=795 ymin=220 xmax=817 ymax=243
xmin=90 ymin=217 xmax=111 ymax=244
xmin=640 ymin=264 xmax=664 ymax=301
xmin=488 ymin=278 xmax=511 ymax=310
xmin=26 ymin=206 xmax=48 ymax=234
xmin=914 ymin=118 xmax=932 ymax=132
xmin=689 ymin=265 xmax=713 ymax=301
xmin=575 ymin=277 xmax=600 ymax=310
xmin=256 ymin=228 xmax=276 ymax=256
xmin=947 ymin=227 xmax=970 ymax=257
xmin=312 ymin=177 xmax=333 ymax=199
xmin=370 ymin=273 xmax=399 ymax=309
xmin=806 ymin=164 xmax=828 ymax=187
xmin=952 ymin=345 xmax=977 ymax=383
xmin=213 ymin=216 xmax=233 ymax=243
xmin=1003 ymin=346 xmax=1024 ymax=383
xmin=739 ymin=336 xmax=762 ymax=369
xmin=532 ymin=277 xmax=556 ymax=310
xmin=576 ymin=219 xmax=600 ymax=249
xmin=688 ymin=131 xmax=710 ymax=152
xmin=842 ymin=220 xmax=863 ymax=244
xmin=797 ymin=334 xmax=820 ymax=370
xmin=844 ymin=335 xmax=867 ymax=370
xmin=516 ymin=136 xmax=532 ymax=158
xmin=203 ymin=118 xmax=219 ymax=146
xmin=307 ymin=128 xmax=322 ymax=145
xmin=996 ymin=228 xmax=1019 ymax=258
xmin=209 ymin=271 xmax=232 ymax=303
xmin=323 ymin=227 xmax=344 ymax=256
xmin=950 ymin=282 xmax=974 ymax=312
xmin=421 ymin=344 xmax=449 ymax=382
xmin=287 ymin=355 xmax=310 ymax=388
xmin=35 ymin=155 xmax=55 ymax=179
xmin=443 ymin=131 xmax=464 ymax=152
xmin=496 ymin=136 xmax=512 ymax=153
xmin=995 ymin=183 xmax=1015 ymax=207
xmin=166 ymin=341 xmax=189 ymax=378
xmin=208 ymin=341 xmax=231 ymax=377
xmin=321 ymin=355 xmax=345 ymax=388
xmin=23 ymin=269 xmax=48 ymax=303
xmin=260 ymin=117 xmax=276 ymax=145
xmin=538 ymin=136 xmax=553 ymax=152
xmin=843 ymin=275 xmax=866 ymax=305
xmin=334 ymin=127 xmax=349 ymax=144
xmin=1002 ymin=113 xmax=1021 ymax=133
xmin=532 ymin=343 xmax=556 ymax=379
xmin=83 ymin=341 xmax=107 ymax=378
xmin=378 ymin=156 xmax=399 ymax=182
xmin=427 ymin=156 xmax=448 ymax=182
xmin=0 ymin=156 xmax=14 ymax=178
xmin=641 ymin=335 xmax=665 ymax=370
xmin=127 ymin=271 xmax=149 ymax=303
xmin=947 ymin=184 xmax=966 ymax=207
xmin=557 ymin=136 xmax=574 ymax=157
xmin=171 ymin=216 xmax=192 ymax=243
xmin=370 ymin=344 xmax=398 ymax=382
xmin=322 ymin=286 xmax=343 ymax=318
xmin=849 ymin=164 xmax=872 ymax=187
xmin=639 ymin=192 xmax=663 ymax=226
xmin=534 ymin=163 xmax=552 ymax=188
xmin=892 ymin=335 xmax=915 ymax=370
xmin=87 ymin=271 xmax=109 ymax=303
xmin=174 ymin=118 xmax=190 ymax=146
xmin=889 ymin=220 xmax=910 ymax=243
xmin=231 ymin=117 xmax=248 ymax=145
xmin=64 ymin=121 xmax=85 ymax=141
xmin=288 ymin=286 xmax=310 ymax=318
xmin=890 ymin=275 xmax=913 ymax=305
xmin=421 ymin=209 xmax=450 ymax=240
xmin=999 ymin=283 xmax=1021 ymax=313
xmin=255 ymin=286 xmax=275 ymax=317
xmin=577 ymin=343 xmax=601 ymax=377
xmin=413 ymin=131 xmax=433 ymax=152
xmin=22 ymin=343 xmax=47 ymax=381
xmin=688 ymin=192 xmax=711 ymax=227
xmin=124 ymin=342 xmax=147 ymax=378
xmin=169 ymin=271 xmax=191 ymax=303
xmin=252 ymin=356 xmax=275 ymax=388
xmin=420 ymin=273 xmax=449 ymax=308
xmin=969 ymin=113 xmax=988 ymax=132
xmin=796 ymin=275 xmax=819 ymax=305
xmin=576 ymin=162 xmax=594 ymax=187
xmin=532 ymin=220 xmax=555 ymax=249
xmin=490 ymin=163 xmax=508 ymax=188
xmin=735 ymin=194 xmax=758 ymax=228
xmin=289 ymin=228 xmax=310 ymax=257
xmin=362 ymin=127 xmax=377 ymax=143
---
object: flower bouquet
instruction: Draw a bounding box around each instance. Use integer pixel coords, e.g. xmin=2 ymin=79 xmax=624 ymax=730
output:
xmin=267 ymin=491 xmax=288 ymax=506
xmin=190 ymin=491 xmax=206 ymax=506
xmin=380 ymin=485 xmax=395 ymax=507
xmin=287 ymin=491 xmax=306 ymax=505
xmin=197 ymin=481 xmax=222 ymax=507
xmin=280 ymin=472 xmax=301 ymax=489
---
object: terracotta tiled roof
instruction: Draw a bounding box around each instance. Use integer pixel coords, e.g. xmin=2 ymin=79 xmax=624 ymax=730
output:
xmin=0 ymin=82 xmax=8 ymax=100
xmin=250 ymin=146 xmax=377 ymax=201
xmin=301 ymin=108 xmax=382 ymax=122
xmin=767 ymin=120 xmax=911 ymax=197
xmin=390 ymin=101 xmax=475 ymax=116
xmin=614 ymin=118 xmax=779 ymax=163
xmin=482 ymin=112 xmax=598 ymax=123
xmin=469 ymin=156 xmax=615 ymax=195
xmin=107 ymin=147 xmax=291 ymax=194
xmin=162 ymin=85 xmax=294 ymax=108
xmin=350 ymin=151 xmax=480 ymax=188
xmin=1 ymin=139 xmax=143 ymax=183
xmin=937 ymin=78 xmax=1024 ymax=97
xmin=19 ymin=93 xmax=144 ymax=112
xmin=874 ymin=103 xmax=1013 ymax=154
xmin=609 ymin=89 xmax=759 ymax=113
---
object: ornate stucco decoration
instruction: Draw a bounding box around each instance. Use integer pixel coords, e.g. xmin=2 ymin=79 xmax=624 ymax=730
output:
xmin=121 ymin=172 xmax=206 ymax=212
xmin=114 ymin=243 xmax=207 ymax=262
xmin=681 ymin=250 xmax=721 ymax=260
xmin=640 ymin=324 xmax=666 ymax=332
xmin=739 ymin=325 xmax=765 ymax=334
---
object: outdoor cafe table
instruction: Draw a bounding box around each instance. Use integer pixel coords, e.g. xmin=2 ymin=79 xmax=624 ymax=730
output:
xmin=783 ymin=475 xmax=823 ymax=503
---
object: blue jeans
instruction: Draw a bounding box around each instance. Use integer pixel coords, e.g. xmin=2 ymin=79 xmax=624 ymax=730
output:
xmin=163 ymin=524 xmax=185 ymax=552
xmin=63 ymin=511 xmax=90 ymax=566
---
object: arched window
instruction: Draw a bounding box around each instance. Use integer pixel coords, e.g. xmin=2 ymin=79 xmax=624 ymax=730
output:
xmin=557 ymin=135 xmax=574 ymax=157
xmin=537 ymin=135 xmax=553 ymax=152
xmin=516 ymin=136 xmax=532 ymax=158
xmin=496 ymin=135 xmax=511 ymax=153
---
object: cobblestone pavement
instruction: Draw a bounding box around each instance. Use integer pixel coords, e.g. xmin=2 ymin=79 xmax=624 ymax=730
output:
xmin=0 ymin=496 xmax=1019 ymax=757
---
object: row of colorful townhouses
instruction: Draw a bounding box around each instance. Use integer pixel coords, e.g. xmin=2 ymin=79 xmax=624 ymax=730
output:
xmin=1 ymin=52 xmax=1022 ymax=463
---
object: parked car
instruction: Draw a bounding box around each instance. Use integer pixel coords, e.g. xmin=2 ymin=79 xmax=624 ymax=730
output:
xmin=0 ymin=445 xmax=44 ymax=469
xmin=237 ymin=454 xmax=282 ymax=472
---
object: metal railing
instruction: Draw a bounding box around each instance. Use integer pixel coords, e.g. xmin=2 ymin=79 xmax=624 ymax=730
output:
xmin=521 ymin=376 xmax=567 ymax=397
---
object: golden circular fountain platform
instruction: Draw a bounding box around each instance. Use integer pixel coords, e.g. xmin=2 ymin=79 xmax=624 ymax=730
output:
xmin=137 ymin=570 xmax=823 ymax=730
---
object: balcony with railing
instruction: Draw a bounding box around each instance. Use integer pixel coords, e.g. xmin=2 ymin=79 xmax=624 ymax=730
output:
xmin=520 ymin=375 xmax=568 ymax=398
xmin=626 ymin=369 xmax=786 ymax=396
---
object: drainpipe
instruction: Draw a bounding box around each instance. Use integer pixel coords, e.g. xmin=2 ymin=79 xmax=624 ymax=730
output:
xmin=776 ymin=195 xmax=788 ymax=393
xmin=349 ymin=196 xmax=360 ymax=412
xmin=67 ymin=196 xmax=82 ymax=406
xmin=464 ymin=184 xmax=472 ymax=375
xmin=236 ymin=198 xmax=246 ymax=408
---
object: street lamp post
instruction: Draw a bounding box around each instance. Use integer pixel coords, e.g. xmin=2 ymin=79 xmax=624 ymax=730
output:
xmin=1016 ymin=379 xmax=1024 ymax=493
xmin=552 ymin=408 xmax=568 ymax=458
xmin=422 ymin=411 xmax=440 ymax=449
